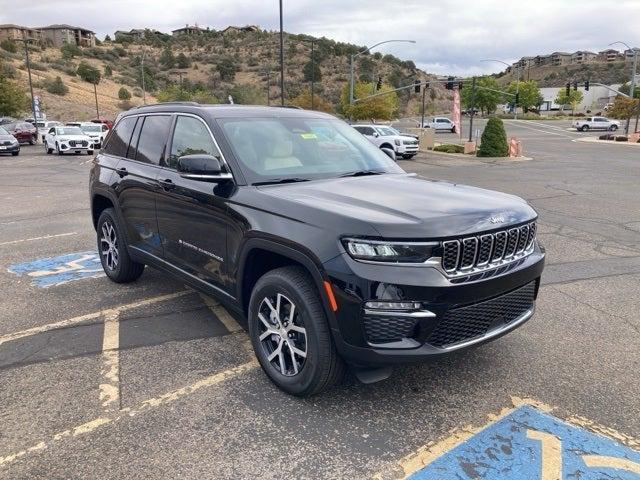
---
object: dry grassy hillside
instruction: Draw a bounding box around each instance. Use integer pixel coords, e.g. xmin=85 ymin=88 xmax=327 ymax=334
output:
xmin=496 ymin=61 xmax=631 ymax=88
xmin=3 ymin=28 xmax=454 ymax=121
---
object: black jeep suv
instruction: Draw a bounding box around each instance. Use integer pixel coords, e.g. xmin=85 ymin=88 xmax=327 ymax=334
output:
xmin=90 ymin=103 xmax=545 ymax=396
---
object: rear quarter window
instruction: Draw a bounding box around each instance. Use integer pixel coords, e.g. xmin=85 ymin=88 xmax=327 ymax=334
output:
xmin=103 ymin=116 xmax=137 ymax=158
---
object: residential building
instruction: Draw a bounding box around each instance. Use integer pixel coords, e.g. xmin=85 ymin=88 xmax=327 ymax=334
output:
xmin=598 ymin=49 xmax=622 ymax=62
xmin=533 ymin=55 xmax=550 ymax=67
xmin=114 ymin=28 xmax=166 ymax=40
xmin=624 ymin=49 xmax=638 ymax=62
xmin=220 ymin=25 xmax=260 ymax=35
xmin=513 ymin=56 xmax=533 ymax=69
xmin=0 ymin=24 xmax=41 ymax=43
xmin=172 ymin=24 xmax=208 ymax=36
xmin=40 ymin=25 xmax=95 ymax=47
xmin=571 ymin=51 xmax=597 ymax=64
xmin=549 ymin=52 xmax=572 ymax=66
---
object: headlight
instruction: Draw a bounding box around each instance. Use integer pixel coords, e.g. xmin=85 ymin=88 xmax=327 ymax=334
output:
xmin=394 ymin=139 xmax=401 ymax=146
xmin=343 ymin=238 xmax=436 ymax=263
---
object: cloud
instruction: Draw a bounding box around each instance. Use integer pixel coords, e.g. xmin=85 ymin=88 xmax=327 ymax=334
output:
xmin=5 ymin=0 xmax=639 ymax=76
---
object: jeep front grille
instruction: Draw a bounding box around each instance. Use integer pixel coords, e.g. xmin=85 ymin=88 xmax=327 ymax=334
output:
xmin=441 ymin=221 xmax=536 ymax=276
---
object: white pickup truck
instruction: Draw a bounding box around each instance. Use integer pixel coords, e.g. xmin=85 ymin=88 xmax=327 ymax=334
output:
xmin=573 ymin=116 xmax=620 ymax=132
xmin=352 ymin=124 xmax=419 ymax=159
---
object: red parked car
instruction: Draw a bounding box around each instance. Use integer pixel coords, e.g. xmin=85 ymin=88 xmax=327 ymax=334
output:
xmin=4 ymin=122 xmax=37 ymax=144
xmin=90 ymin=117 xmax=114 ymax=130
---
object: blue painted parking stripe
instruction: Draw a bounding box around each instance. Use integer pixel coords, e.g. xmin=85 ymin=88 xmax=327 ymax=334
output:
xmin=408 ymin=405 xmax=640 ymax=480
xmin=8 ymin=251 xmax=104 ymax=288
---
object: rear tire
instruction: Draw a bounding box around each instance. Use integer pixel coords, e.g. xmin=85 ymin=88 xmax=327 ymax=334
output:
xmin=12 ymin=151 xmax=19 ymax=156
xmin=248 ymin=266 xmax=345 ymax=397
xmin=97 ymin=208 xmax=145 ymax=283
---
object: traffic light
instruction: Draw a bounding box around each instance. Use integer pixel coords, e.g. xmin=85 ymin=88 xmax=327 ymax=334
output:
xmin=446 ymin=76 xmax=454 ymax=90
xmin=584 ymin=80 xmax=590 ymax=91
xmin=414 ymin=79 xmax=421 ymax=93
xmin=573 ymin=81 xmax=578 ymax=91
xmin=566 ymin=83 xmax=571 ymax=96
xmin=376 ymin=76 xmax=383 ymax=90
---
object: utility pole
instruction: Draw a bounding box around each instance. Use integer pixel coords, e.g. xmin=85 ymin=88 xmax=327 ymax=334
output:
xmin=266 ymin=68 xmax=271 ymax=106
xmin=93 ymin=82 xmax=99 ymax=117
xmin=310 ymin=39 xmax=315 ymax=110
xmin=279 ymin=0 xmax=285 ymax=106
xmin=420 ymin=82 xmax=427 ymax=129
xmin=19 ymin=33 xmax=38 ymax=126
xmin=141 ymin=49 xmax=146 ymax=105
xmin=468 ymin=76 xmax=477 ymax=142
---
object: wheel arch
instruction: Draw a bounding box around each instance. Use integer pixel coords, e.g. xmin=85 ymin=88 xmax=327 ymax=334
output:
xmin=237 ymin=239 xmax=336 ymax=323
xmin=379 ymin=142 xmax=394 ymax=150
xmin=91 ymin=190 xmax=118 ymax=229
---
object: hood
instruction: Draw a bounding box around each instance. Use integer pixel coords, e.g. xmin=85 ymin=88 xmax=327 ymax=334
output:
xmin=58 ymin=134 xmax=91 ymax=141
xmin=0 ymin=134 xmax=17 ymax=142
xmin=257 ymin=174 xmax=536 ymax=238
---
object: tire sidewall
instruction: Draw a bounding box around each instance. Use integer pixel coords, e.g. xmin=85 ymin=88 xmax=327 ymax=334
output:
xmin=248 ymin=273 xmax=326 ymax=395
xmin=97 ymin=209 xmax=125 ymax=281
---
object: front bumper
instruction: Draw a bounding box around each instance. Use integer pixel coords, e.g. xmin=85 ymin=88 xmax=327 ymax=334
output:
xmin=0 ymin=143 xmax=20 ymax=154
xmin=59 ymin=142 xmax=93 ymax=152
xmin=323 ymin=245 xmax=545 ymax=365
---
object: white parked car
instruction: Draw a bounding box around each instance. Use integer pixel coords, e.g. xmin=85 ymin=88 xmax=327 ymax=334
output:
xmin=573 ymin=116 xmax=620 ymax=132
xmin=422 ymin=117 xmax=457 ymax=133
xmin=78 ymin=122 xmax=110 ymax=149
xmin=36 ymin=120 xmax=63 ymax=142
xmin=352 ymin=124 xmax=419 ymax=159
xmin=44 ymin=126 xmax=94 ymax=155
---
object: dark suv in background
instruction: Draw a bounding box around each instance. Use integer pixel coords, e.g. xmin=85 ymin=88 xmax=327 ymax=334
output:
xmin=90 ymin=103 xmax=545 ymax=396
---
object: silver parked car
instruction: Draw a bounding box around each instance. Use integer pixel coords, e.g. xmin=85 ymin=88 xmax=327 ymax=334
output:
xmin=573 ymin=116 xmax=620 ymax=132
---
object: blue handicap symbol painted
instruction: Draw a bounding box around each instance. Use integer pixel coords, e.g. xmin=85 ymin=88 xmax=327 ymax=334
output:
xmin=409 ymin=405 xmax=640 ymax=480
xmin=8 ymin=251 xmax=104 ymax=288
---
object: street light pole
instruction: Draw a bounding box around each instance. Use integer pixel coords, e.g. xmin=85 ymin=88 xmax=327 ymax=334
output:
xmin=19 ymin=33 xmax=38 ymax=125
xmin=481 ymin=59 xmax=519 ymax=119
xmin=140 ymin=49 xmax=146 ymax=105
xmin=279 ymin=0 xmax=285 ymax=106
xmin=349 ymin=39 xmax=416 ymax=105
xmin=93 ymin=82 xmax=99 ymax=118
xmin=609 ymin=41 xmax=638 ymax=135
xmin=468 ymin=76 xmax=477 ymax=142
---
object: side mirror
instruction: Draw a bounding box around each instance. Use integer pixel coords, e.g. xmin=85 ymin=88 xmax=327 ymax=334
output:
xmin=372 ymin=132 xmax=379 ymax=137
xmin=381 ymin=147 xmax=396 ymax=161
xmin=177 ymin=154 xmax=232 ymax=182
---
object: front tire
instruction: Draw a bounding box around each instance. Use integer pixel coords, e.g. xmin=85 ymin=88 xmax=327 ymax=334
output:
xmin=12 ymin=151 xmax=19 ymax=156
xmin=581 ymin=125 xmax=589 ymax=132
xmin=97 ymin=208 xmax=145 ymax=283
xmin=248 ymin=266 xmax=345 ymax=397
xmin=56 ymin=143 xmax=63 ymax=155
xmin=609 ymin=125 xmax=618 ymax=131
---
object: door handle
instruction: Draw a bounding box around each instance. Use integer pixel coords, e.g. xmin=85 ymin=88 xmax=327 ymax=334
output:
xmin=116 ymin=167 xmax=128 ymax=178
xmin=159 ymin=178 xmax=176 ymax=191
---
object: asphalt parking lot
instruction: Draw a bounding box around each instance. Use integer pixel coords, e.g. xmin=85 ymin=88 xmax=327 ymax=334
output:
xmin=1 ymin=120 xmax=639 ymax=479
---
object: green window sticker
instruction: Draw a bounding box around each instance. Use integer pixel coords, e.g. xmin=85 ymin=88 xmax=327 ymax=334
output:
xmin=300 ymin=133 xmax=317 ymax=139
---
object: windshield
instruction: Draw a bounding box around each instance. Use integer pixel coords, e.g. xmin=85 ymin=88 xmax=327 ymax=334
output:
xmin=0 ymin=127 xmax=8 ymax=135
xmin=218 ymin=117 xmax=404 ymax=184
xmin=375 ymin=127 xmax=396 ymax=136
xmin=36 ymin=122 xmax=46 ymax=128
xmin=57 ymin=127 xmax=83 ymax=135
xmin=81 ymin=125 xmax=102 ymax=133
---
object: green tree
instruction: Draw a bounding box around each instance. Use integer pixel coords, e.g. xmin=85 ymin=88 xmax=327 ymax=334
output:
xmin=104 ymin=65 xmax=113 ymax=77
xmin=303 ymin=60 xmax=322 ymax=82
xmin=340 ymin=82 xmax=398 ymax=120
xmin=45 ymin=76 xmax=69 ymax=96
xmin=137 ymin=65 xmax=156 ymax=91
xmin=176 ymin=52 xmax=191 ymax=69
xmin=61 ymin=43 xmax=81 ymax=59
xmin=191 ymin=89 xmax=218 ymax=104
xmin=217 ymin=58 xmax=237 ymax=81
xmin=290 ymin=89 xmax=333 ymax=112
xmin=118 ymin=87 xmax=131 ymax=100
xmin=619 ymin=83 xmax=640 ymax=99
xmin=76 ymin=61 xmax=101 ymax=84
xmin=608 ymin=96 xmax=640 ymax=122
xmin=104 ymin=34 xmax=111 ymax=42
xmin=477 ymin=117 xmax=509 ymax=157
xmin=555 ymin=89 xmax=584 ymax=114
xmin=0 ymin=39 xmax=17 ymax=53
xmin=156 ymin=84 xmax=191 ymax=102
xmin=506 ymin=80 xmax=542 ymax=112
xmin=461 ymin=76 xmax=503 ymax=115
xmin=159 ymin=48 xmax=175 ymax=69
xmin=228 ymin=83 xmax=266 ymax=104
xmin=0 ymin=75 xmax=29 ymax=116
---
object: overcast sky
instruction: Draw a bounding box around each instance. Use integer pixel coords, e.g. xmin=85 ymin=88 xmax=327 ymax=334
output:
xmin=2 ymin=0 xmax=638 ymax=76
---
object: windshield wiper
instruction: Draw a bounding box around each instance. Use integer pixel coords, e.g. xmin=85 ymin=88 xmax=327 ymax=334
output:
xmin=253 ymin=177 xmax=311 ymax=186
xmin=338 ymin=170 xmax=385 ymax=178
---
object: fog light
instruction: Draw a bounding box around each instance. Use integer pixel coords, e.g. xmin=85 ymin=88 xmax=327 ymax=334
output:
xmin=364 ymin=301 xmax=421 ymax=310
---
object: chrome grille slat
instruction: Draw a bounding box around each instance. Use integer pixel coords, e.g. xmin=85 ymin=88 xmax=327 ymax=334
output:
xmin=441 ymin=221 xmax=536 ymax=277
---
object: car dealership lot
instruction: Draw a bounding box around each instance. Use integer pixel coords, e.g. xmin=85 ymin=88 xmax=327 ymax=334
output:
xmin=1 ymin=121 xmax=639 ymax=479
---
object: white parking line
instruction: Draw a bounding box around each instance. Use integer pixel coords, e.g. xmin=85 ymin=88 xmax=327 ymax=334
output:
xmin=0 ymin=360 xmax=257 ymax=468
xmin=0 ymin=232 xmax=78 ymax=247
xmin=0 ymin=290 xmax=193 ymax=347
xmin=99 ymin=311 xmax=120 ymax=412
xmin=504 ymin=120 xmax=575 ymax=138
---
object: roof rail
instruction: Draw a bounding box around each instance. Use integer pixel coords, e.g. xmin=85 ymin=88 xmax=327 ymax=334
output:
xmin=133 ymin=101 xmax=200 ymax=109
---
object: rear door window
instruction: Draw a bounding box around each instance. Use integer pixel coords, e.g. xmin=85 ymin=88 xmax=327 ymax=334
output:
xmin=103 ymin=116 xmax=137 ymax=158
xmin=135 ymin=115 xmax=172 ymax=165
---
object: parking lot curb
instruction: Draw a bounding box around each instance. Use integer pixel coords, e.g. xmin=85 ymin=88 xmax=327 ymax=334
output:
xmin=573 ymin=136 xmax=640 ymax=147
